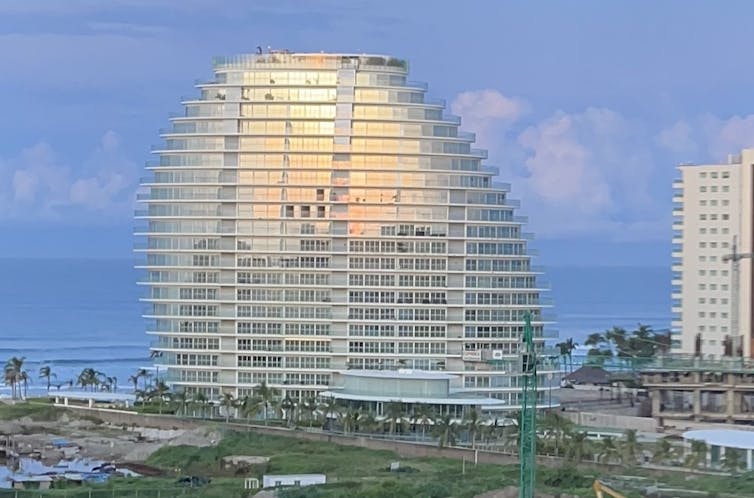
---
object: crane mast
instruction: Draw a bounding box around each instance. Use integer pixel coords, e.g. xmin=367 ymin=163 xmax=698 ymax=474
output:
xmin=722 ymin=236 xmax=754 ymax=357
xmin=519 ymin=312 xmax=537 ymax=498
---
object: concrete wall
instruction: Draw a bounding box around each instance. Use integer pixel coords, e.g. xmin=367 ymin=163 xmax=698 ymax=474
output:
xmin=561 ymin=411 xmax=658 ymax=433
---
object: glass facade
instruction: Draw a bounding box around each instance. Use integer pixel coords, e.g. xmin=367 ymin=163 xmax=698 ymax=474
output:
xmin=137 ymin=52 xmax=556 ymax=408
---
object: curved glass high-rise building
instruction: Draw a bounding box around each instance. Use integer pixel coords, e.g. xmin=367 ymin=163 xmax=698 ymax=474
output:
xmin=137 ymin=52 xmax=557 ymax=409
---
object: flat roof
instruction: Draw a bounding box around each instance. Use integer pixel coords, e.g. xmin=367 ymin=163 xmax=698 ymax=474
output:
xmin=321 ymin=390 xmax=507 ymax=407
xmin=48 ymin=391 xmax=135 ymax=402
xmin=339 ymin=369 xmax=456 ymax=380
xmin=683 ymin=429 xmax=754 ymax=451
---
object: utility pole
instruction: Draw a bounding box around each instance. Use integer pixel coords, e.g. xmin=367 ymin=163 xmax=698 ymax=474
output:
xmin=722 ymin=236 xmax=754 ymax=358
xmin=519 ymin=312 xmax=537 ymax=498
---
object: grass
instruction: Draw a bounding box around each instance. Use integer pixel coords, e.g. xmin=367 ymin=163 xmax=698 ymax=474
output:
xmin=0 ymin=398 xmax=59 ymax=421
xmin=143 ymin=430 xmax=602 ymax=498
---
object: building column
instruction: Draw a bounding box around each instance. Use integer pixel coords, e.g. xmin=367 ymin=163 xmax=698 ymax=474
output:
xmin=693 ymin=390 xmax=701 ymax=419
xmin=727 ymin=390 xmax=736 ymax=420
xmin=748 ymin=449 xmax=753 ymax=471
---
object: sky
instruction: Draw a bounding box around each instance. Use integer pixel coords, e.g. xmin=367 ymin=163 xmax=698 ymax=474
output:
xmin=2 ymin=0 xmax=754 ymax=265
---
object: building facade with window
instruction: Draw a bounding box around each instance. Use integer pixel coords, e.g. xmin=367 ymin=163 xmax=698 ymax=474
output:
xmin=137 ymin=51 xmax=557 ymax=409
xmin=672 ymin=149 xmax=754 ymax=357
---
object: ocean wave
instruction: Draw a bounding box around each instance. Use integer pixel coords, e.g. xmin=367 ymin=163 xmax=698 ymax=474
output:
xmin=35 ymin=357 xmax=150 ymax=366
xmin=0 ymin=344 xmax=147 ymax=353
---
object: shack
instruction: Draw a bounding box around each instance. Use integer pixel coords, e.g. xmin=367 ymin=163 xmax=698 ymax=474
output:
xmin=263 ymin=474 xmax=326 ymax=488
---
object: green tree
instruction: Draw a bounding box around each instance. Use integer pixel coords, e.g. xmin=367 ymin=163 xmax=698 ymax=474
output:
xmin=193 ymin=391 xmax=208 ymax=418
xmin=621 ymin=429 xmax=639 ymax=465
xmin=723 ymin=448 xmax=744 ymax=473
xmin=152 ymin=380 xmax=171 ymax=414
xmin=433 ymin=414 xmax=458 ymax=448
xmin=300 ymin=397 xmax=318 ymax=428
xmin=464 ymin=408 xmax=483 ymax=448
xmin=18 ymin=370 xmax=30 ymax=398
xmin=256 ymin=382 xmax=280 ymax=425
xmin=652 ymin=437 xmax=675 ymax=464
xmin=319 ymin=396 xmax=341 ymax=431
xmin=39 ymin=366 xmax=55 ymax=392
xmin=128 ymin=374 xmax=139 ymax=393
xmin=240 ymin=394 xmax=263 ymax=421
xmin=384 ymin=401 xmax=404 ymax=436
xmin=412 ymin=404 xmax=434 ymax=440
xmin=4 ymin=356 xmax=26 ymax=399
xmin=280 ymin=395 xmax=296 ymax=427
xmin=565 ymin=431 xmax=589 ymax=462
xmin=173 ymin=389 xmax=191 ymax=417
xmin=221 ymin=392 xmax=236 ymax=423
xmin=685 ymin=439 xmax=708 ymax=469
xmin=597 ymin=436 xmax=622 ymax=464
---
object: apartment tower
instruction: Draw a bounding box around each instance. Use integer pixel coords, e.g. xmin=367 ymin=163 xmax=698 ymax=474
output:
xmin=137 ymin=51 xmax=556 ymax=408
xmin=672 ymin=148 xmax=754 ymax=357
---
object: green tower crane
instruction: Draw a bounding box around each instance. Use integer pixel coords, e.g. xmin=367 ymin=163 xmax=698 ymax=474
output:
xmin=519 ymin=312 xmax=537 ymax=498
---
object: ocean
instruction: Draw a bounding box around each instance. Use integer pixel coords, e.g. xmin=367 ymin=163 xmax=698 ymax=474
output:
xmin=0 ymin=259 xmax=671 ymax=396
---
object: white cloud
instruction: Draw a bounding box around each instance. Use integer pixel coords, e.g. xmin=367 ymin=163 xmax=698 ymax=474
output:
xmin=514 ymin=108 xmax=659 ymax=240
xmin=0 ymin=131 xmax=138 ymax=221
xmin=657 ymin=113 xmax=754 ymax=163
xmin=451 ymin=89 xmax=528 ymax=150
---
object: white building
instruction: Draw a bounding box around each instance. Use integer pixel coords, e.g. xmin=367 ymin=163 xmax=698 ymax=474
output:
xmin=263 ymin=474 xmax=326 ymax=488
xmin=672 ymin=149 xmax=754 ymax=357
xmin=137 ymin=51 xmax=557 ymax=409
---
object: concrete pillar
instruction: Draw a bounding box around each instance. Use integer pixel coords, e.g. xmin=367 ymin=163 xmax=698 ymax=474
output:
xmin=748 ymin=449 xmax=753 ymax=471
xmin=693 ymin=390 xmax=701 ymax=418
xmin=64 ymin=397 xmax=69 ymax=406
xmin=727 ymin=390 xmax=736 ymax=419
xmin=88 ymin=399 xmax=93 ymax=408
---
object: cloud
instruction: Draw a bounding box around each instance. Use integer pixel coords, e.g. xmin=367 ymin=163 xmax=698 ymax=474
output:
xmin=0 ymin=131 xmax=138 ymax=221
xmin=514 ymin=108 xmax=660 ymax=239
xmin=451 ymin=89 xmax=528 ymax=149
xmin=451 ymin=91 xmax=665 ymax=242
xmin=657 ymin=114 xmax=754 ymax=162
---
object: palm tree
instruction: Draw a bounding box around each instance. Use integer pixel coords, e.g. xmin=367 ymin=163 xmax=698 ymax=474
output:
xmin=111 ymin=376 xmax=118 ymax=393
xmin=555 ymin=341 xmax=569 ymax=372
xmin=433 ymin=414 xmax=458 ymax=448
xmin=413 ymin=404 xmax=434 ymax=440
xmin=464 ymin=408 xmax=483 ymax=449
xmin=255 ymin=382 xmax=279 ymax=425
xmin=621 ymin=429 xmax=639 ymax=465
xmin=18 ymin=370 xmax=30 ymax=399
xmin=300 ymin=397 xmax=318 ymax=428
xmin=240 ymin=393 xmax=263 ymax=421
xmin=152 ymin=380 xmax=171 ymax=414
xmin=39 ymin=366 xmax=55 ymax=392
xmin=5 ymin=357 xmax=25 ymax=399
xmin=723 ymin=448 xmax=743 ymax=473
xmin=193 ymin=391 xmax=208 ymax=418
xmin=685 ymin=439 xmax=708 ymax=469
xmin=128 ymin=374 xmax=139 ymax=393
xmin=652 ymin=437 xmax=675 ymax=464
xmin=77 ymin=368 xmax=96 ymax=391
xmin=384 ymin=401 xmax=404 ymax=436
xmin=338 ymin=406 xmax=360 ymax=434
xmin=136 ymin=368 xmax=150 ymax=391
xmin=221 ymin=392 xmax=236 ymax=423
xmin=319 ymin=396 xmax=341 ymax=431
xmin=3 ymin=367 xmax=16 ymax=400
xmin=565 ymin=338 xmax=578 ymax=372
xmin=173 ymin=389 xmax=191 ymax=416
xmin=540 ymin=412 xmax=573 ymax=457
xmin=280 ymin=395 xmax=296 ymax=427
xmin=565 ymin=431 xmax=589 ymax=462
xmin=597 ymin=436 xmax=622 ymax=464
